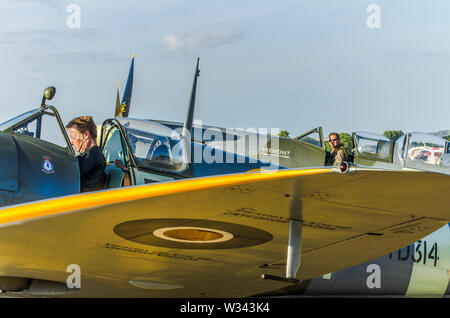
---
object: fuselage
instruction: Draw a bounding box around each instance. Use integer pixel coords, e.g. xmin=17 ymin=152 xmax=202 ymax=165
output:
xmin=257 ymin=223 xmax=450 ymax=297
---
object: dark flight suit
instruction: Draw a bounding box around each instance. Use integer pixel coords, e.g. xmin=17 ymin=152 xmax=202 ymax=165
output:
xmin=325 ymin=143 xmax=348 ymax=166
xmin=77 ymin=145 xmax=106 ymax=192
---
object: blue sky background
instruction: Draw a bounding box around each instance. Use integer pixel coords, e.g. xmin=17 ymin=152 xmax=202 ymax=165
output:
xmin=0 ymin=0 xmax=449 ymax=137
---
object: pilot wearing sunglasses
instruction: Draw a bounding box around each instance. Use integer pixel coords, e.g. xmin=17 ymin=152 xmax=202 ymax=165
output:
xmin=325 ymin=132 xmax=348 ymax=166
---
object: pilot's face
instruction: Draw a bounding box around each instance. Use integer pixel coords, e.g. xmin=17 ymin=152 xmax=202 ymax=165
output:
xmin=68 ymin=127 xmax=88 ymax=153
xmin=329 ymin=134 xmax=340 ymax=150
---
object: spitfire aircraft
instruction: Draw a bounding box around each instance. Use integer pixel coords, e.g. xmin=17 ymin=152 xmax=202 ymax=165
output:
xmin=148 ymin=102 xmax=450 ymax=296
xmin=116 ymin=57 xmax=450 ymax=297
xmin=0 ymin=57 xmax=448 ymax=297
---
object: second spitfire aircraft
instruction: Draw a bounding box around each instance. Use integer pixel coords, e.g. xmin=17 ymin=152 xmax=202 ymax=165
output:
xmin=0 ymin=56 xmax=447 ymax=296
xmin=109 ymin=56 xmax=450 ymax=297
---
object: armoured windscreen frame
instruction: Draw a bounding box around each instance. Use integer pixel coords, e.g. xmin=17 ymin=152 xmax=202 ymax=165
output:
xmin=3 ymin=106 xmax=75 ymax=157
xmin=294 ymin=127 xmax=325 ymax=150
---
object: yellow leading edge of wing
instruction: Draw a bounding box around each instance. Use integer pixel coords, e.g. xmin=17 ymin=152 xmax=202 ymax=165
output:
xmin=0 ymin=168 xmax=331 ymax=225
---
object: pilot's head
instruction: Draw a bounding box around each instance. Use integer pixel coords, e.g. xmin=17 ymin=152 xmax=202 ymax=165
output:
xmin=66 ymin=116 xmax=98 ymax=153
xmin=328 ymin=132 xmax=340 ymax=150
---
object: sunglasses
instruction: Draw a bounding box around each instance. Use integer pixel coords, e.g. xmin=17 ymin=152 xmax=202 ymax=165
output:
xmin=329 ymin=139 xmax=339 ymax=142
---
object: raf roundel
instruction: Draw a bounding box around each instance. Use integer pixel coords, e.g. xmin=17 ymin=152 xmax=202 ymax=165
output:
xmin=114 ymin=219 xmax=273 ymax=250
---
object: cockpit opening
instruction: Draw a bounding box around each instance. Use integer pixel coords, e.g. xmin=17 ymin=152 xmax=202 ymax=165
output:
xmin=108 ymin=118 xmax=188 ymax=173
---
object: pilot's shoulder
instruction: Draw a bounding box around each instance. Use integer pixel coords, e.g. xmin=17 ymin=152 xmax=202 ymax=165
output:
xmin=336 ymin=147 xmax=348 ymax=158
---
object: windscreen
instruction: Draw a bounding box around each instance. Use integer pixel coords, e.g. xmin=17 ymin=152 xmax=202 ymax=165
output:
xmin=405 ymin=133 xmax=449 ymax=174
xmin=354 ymin=131 xmax=393 ymax=162
xmin=0 ymin=108 xmax=69 ymax=150
xmin=0 ymin=108 xmax=40 ymax=132
xmin=117 ymin=118 xmax=187 ymax=172
xmin=297 ymin=130 xmax=322 ymax=148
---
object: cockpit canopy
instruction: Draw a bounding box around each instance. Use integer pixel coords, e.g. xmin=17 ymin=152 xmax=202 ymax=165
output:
xmin=353 ymin=132 xmax=393 ymax=162
xmin=104 ymin=118 xmax=188 ymax=172
xmin=353 ymin=131 xmax=450 ymax=175
xmin=0 ymin=106 xmax=73 ymax=155
xmin=399 ymin=133 xmax=450 ymax=173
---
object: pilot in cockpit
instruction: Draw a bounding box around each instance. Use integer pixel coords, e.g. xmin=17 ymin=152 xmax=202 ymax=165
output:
xmin=325 ymin=132 xmax=348 ymax=166
xmin=66 ymin=116 xmax=106 ymax=192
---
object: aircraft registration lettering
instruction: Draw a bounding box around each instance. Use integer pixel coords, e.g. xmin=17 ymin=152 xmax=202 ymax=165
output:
xmin=389 ymin=241 xmax=439 ymax=267
xmin=104 ymin=243 xmax=214 ymax=262
xmin=223 ymin=208 xmax=352 ymax=231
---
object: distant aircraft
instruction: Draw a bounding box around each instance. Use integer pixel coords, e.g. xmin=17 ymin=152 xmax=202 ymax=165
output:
xmin=0 ymin=58 xmax=447 ymax=297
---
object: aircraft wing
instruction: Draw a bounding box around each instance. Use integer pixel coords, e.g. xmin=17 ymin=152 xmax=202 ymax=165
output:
xmin=0 ymin=167 xmax=448 ymax=297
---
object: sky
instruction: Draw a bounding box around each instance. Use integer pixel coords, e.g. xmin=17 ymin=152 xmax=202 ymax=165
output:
xmin=0 ymin=0 xmax=449 ymax=137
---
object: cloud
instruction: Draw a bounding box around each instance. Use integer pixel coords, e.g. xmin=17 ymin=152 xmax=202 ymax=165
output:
xmin=22 ymin=51 xmax=127 ymax=65
xmin=162 ymin=31 xmax=243 ymax=52
xmin=0 ymin=28 xmax=103 ymax=48
xmin=385 ymin=50 xmax=450 ymax=62
xmin=0 ymin=40 xmax=16 ymax=46
xmin=6 ymin=0 xmax=69 ymax=7
xmin=4 ymin=28 xmax=102 ymax=40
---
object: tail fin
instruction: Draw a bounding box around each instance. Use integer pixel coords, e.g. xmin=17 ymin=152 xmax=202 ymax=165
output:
xmin=114 ymin=81 xmax=122 ymax=117
xmin=116 ymin=53 xmax=135 ymax=117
